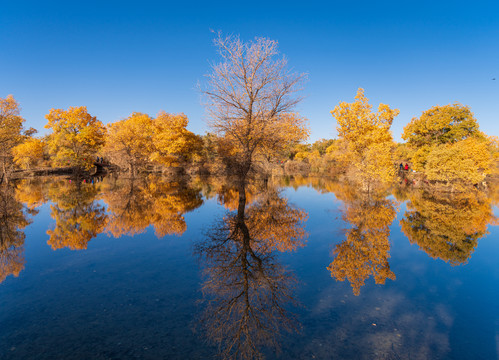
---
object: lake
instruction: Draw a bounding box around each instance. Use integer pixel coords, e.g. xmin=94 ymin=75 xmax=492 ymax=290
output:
xmin=0 ymin=175 xmax=498 ymax=360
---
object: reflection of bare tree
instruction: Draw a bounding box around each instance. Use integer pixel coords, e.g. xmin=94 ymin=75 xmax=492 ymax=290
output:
xmin=196 ymin=179 xmax=307 ymax=359
xmin=327 ymin=183 xmax=397 ymax=296
xmin=400 ymin=190 xmax=497 ymax=265
xmin=0 ymin=186 xmax=31 ymax=283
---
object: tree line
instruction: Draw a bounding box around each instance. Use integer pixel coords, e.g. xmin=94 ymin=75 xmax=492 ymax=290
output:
xmin=1 ymin=33 xmax=497 ymax=188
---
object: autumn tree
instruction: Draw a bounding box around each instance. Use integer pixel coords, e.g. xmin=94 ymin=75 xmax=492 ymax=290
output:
xmin=203 ymin=34 xmax=309 ymax=176
xmin=149 ymin=111 xmax=203 ymax=166
xmin=12 ymin=137 xmax=45 ymax=170
xmin=45 ymin=106 xmax=106 ymax=172
xmin=104 ymin=111 xmax=203 ymax=174
xmin=330 ymin=88 xmax=399 ymax=189
xmin=0 ymin=95 xmax=26 ymax=181
xmin=402 ymin=103 xmax=492 ymax=184
xmin=103 ymin=112 xmax=154 ymax=175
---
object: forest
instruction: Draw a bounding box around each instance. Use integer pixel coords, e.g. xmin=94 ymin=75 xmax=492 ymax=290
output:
xmin=1 ymin=34 xmax=497 ymax=191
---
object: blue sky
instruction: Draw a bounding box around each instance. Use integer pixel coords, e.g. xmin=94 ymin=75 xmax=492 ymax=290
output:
xmin=1 ymin=0 xmax=498 ymax=142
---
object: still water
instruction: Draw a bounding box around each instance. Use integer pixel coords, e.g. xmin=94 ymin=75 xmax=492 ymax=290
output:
xmin=0 ymin=175 xmax=498 ymax=360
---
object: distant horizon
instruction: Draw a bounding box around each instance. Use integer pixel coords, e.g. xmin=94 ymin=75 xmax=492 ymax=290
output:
xmin=1 ymin=0 xmax=497 ymax=142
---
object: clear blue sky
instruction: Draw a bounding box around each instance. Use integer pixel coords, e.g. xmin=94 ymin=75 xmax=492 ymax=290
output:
xmin=1 ymin=0 xmax=498 ymax=142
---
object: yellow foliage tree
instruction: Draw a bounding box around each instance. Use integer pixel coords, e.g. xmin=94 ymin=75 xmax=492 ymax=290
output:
xmin=402 ymin=103 xmax=492 ymax=184
xmin=45 ymin=106 xmax=106 ymax=171
xmin=0 ymin=95 xmax=26 ymax=180
xmin=424 ymin=137 xmax=492 ymax=184
xmin=149 ymin=111 xmax=203 ymax=166
xmin=103 ymin=112 xmax=154 ymax=175
xmin=12 ymin=137 xmax=45 ymax=170
xmin=331 ymin=88 xmax=399 ymax=189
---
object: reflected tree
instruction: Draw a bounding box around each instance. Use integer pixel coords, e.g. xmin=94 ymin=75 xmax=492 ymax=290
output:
xmin=195 ymin=178 xmax=307 ymax=359
xmin=103 ymin=175 xmax=203 ymax=238
xmin=46 ymin=180 xmax=107 ymax=250
xmin=14 ymin=178 xmax=47 ymax=211
xmin=0 ymin=186 xmax=31 ymax=283
xmin=327 ymin=183 xmax=397 ymax=296
xmin=400 ymin=190 xmax=497 ymax=265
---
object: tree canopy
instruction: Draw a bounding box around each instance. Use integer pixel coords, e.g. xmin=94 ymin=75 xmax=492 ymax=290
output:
xmin=203 ymin=34 xmax=309 ymax=175
xmin=330 ymin=88 xmax=399 ymax=188
xmin=402 ymin=103 xmax=493 ymax=184
xmin=0 ymin=95 xmax=26 ymax=179
xmin=45 ymin=106 xmax=106 ymax=171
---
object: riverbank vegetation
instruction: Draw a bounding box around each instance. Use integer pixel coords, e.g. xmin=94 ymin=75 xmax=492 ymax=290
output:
xmin=1 ymin=34 xmax=497 ymax=191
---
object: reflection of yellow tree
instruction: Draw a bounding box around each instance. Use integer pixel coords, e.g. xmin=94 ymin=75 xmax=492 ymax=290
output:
xmin=246 ymin=188 xmax=307 ymax=253
xmin=327 ymin=183 xmax=397 ymax=296
xmin=196 ymin=179 xmax=307 ymax=359
xmin=14 ymin=178 xmax=47 ymax=211
xmin=46 ymin=180 xmax=107 ymax=250
xmin=0 ymin=186 xmax=30 ymax=283
xmin=103 ymin=175 xmax=203 ymax=238
xmin=400 ymin=190 xmax=497 ymax=265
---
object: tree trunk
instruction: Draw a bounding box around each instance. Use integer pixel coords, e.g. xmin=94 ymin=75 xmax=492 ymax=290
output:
xmin=2 ymin=159 xmax=8 ymax=184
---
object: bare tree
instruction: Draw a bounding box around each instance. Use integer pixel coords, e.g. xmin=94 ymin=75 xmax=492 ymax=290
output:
xmin=203 ymin=33 xmax=308 ymax=176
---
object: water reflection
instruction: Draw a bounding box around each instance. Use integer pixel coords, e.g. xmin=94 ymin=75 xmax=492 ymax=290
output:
xmin=0 ymin=175 xmax=498 ymax=359
xmin=103 ymin=175 xmax=203 ymax=238
xmin=398 ymin=188 xmax=498 ymax=265
xmin=0 ymin=185 xmax=30 ymax=283
xmin=326 ymin=182 xmax=397 ymax=295
xmin=195 ymin=178 xmax=307 ymax=359
xmin=46 ymin=179 xmax=107 ymax=250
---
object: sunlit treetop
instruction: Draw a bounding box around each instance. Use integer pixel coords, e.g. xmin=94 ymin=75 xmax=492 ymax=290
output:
xmin=402 ymin=103 xmax=483 ymax=147
xmin=331 ymin=88 xmax=399 ymax=156
xmin=0 ymin=95 xmax=26 ymax=176
xmin=330 ymin=88 xmax=399 ymax=188
xmin=44 ymin=106 xmax=106 ymax=170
